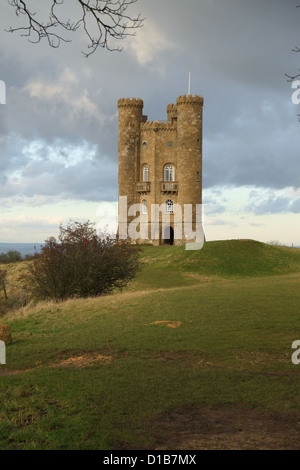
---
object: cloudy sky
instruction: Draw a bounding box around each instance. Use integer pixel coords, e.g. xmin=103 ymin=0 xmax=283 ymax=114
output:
xmin=0 ymin=0 xmax=299 ymax=245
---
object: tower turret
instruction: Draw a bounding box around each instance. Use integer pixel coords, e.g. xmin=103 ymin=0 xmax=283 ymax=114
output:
xmin=118 ymin=98 xmax=143 ymax=207
xmin=176 ymin=95 xmax=203 ymax=234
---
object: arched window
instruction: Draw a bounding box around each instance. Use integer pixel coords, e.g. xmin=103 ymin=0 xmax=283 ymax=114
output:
xmin=142 ymin=199 xmax=148 ymax=215
xmin=143 ymin=165 xmax=149 ymax=182
xmin=165 ymin=199 xmax=174 ymax=213
xmin=164 ymin=164 xmax=174 ymax=182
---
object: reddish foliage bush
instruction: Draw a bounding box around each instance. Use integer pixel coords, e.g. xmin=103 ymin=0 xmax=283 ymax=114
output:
xmin=22 ymin=221 xmax=141 ymax=301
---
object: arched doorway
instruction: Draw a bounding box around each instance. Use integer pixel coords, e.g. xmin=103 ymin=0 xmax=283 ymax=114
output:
xmin=164 ymin=226 xmax=174 ymax=245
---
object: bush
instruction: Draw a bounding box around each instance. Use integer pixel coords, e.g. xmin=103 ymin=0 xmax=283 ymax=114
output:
xmin=22 ymin=221 xmax=141 ymax=301
xmin=0 ymin=250 xmax=23 ymax=264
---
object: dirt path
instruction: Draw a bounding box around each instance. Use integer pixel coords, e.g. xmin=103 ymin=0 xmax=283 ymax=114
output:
xmin=146 ymin=405 xmax=300 ymax=450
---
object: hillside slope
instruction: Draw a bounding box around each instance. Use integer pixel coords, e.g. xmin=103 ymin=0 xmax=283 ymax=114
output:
xmin=0 ymin=240 xmax=300 ymax=449
xmin=134 ymin=240 xmax=300 ymax=289
xmin=2 ymin=240 xmax=300 ymax=297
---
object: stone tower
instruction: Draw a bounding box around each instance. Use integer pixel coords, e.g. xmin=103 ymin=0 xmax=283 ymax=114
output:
xmin=118 ymin=94 xmax=204 ymax=246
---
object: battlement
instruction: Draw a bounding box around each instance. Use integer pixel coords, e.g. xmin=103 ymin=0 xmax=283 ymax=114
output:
xmin=141 ymin=120 xmax=176 ymax=132
xmin=176 ymin=94 xmax=204 ymax=106
xmin=118 ymin=97 xmax=144 ymax=108
xmin=167 ymin=104 xmax=177 ymax=114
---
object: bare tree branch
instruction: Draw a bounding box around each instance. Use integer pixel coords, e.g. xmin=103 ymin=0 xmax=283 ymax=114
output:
xmin=285 ymin=71 xmax=300 ymax=83
xmin=285 ymin=5 xmax=300 ymax=81
xmin=6 ymin=0 xmax=144 ymax=57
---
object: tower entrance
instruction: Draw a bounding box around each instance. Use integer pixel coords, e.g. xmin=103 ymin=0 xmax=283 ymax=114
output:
xmin=163 ymin=226 xmax=174 ymax=245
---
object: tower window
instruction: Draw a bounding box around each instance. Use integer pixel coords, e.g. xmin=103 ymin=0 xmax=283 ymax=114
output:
xmin=167 ymin=141 xmax=173 ymax=148
xmin=164 ymin=164 xmax=174 ymax=182
xmin=196 ymin=171 xmax=200 ymax=180
xmin=142 ymin=200 xmax=148 ymax=214
xmin=196 ymin=139 xmax=200 ymax=148
xmin=142 ymin=141 xmax=147 ymax=149
xmin=165 ymin=199 xmax=174 ymax=213
xmin=143 ymin=165 xmax=149 ymax=182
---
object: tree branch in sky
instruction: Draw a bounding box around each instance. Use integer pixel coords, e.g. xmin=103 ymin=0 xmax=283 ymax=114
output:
xmin=285 ymin=5 xmax=300 ymax=82
xmin=7 ymin=0 xmax=144 ymax=57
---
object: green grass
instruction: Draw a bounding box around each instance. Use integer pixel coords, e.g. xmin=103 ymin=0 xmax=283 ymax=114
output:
xmin=136 ymin=239 xmax=300 ymax=281
xmin=0 ymin=240 xmax=300 ymax=449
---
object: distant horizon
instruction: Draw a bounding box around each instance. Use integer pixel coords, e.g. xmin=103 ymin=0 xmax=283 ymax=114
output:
xmin=0 ymin=240 xmax=299 ymax=259
xmin=0 ymin=242 xmax=44 ymax=257
xmin=0 ymin=240 xmax=299 ymax=246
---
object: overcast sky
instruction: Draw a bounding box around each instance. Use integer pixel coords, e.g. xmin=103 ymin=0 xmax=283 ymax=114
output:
xmin=0 ymin=0 xmax=299 ymax=245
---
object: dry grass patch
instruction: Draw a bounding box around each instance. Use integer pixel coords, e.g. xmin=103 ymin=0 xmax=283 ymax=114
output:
xmin=51 ymin=351 xmax=114 ymax=368
xmin=147 ymin=321 xmax=182 ymax=328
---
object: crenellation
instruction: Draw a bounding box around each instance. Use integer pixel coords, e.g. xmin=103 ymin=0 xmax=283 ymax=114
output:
xmin=118 ymin=97 xmax=144 ymax=108
xmin=176 ymin=94 xmax=204 ymax=106
xmin=167 ymin=103 xmax=176 ymax=112
xmin=141 ymin=120 xmax=176 ymax=132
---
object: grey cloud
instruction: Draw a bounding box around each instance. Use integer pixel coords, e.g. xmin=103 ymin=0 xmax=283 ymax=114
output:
xmin=291 ymin=198 xmax=300 ymax=213
xmin=0 ymin=135 xmax=117 ymax=203
xmin=246 ymin=193 xmax=300 ymax=215
xmin=249 ymin=196 xmax=291 ymax=215
xmin=207 ymin=218 xmax=237 ymax=227
xmin=0 ymin=0 xmax=300 ymax=207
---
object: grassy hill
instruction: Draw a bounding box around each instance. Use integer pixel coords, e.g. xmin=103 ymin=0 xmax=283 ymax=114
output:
xmin=0 ymin=239 xmax=300 ymax=450
xmin=130 ymin=239 xmax=300 ymax=290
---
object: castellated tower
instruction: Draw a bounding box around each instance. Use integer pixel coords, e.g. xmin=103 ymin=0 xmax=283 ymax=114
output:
xmin=118 ymin=94 xmax=204 ymax=246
